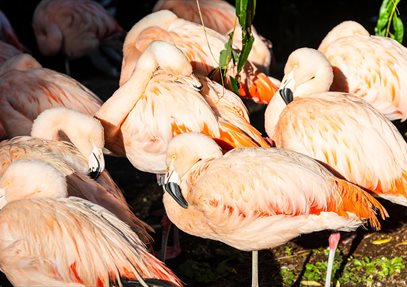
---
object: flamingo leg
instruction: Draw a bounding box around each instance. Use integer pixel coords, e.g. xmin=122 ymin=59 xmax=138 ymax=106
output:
xmin=251 ymin=250 xmax=259 ymax=287
xmin=159 ymin=214 xmax=182 ymax=262
xmin=325 ymin=232 xmax=340 ymax=287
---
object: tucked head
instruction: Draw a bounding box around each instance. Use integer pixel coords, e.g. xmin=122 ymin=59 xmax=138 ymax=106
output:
xmin=31 ymin=107 xmax=106 ymax=178
xmin=163 ymin=133 xmax=222 ymax=209
xmin=0 ymin=160 xmax=67 ymax=209
xmin=277 ymin=47 xmax=333 ymax=100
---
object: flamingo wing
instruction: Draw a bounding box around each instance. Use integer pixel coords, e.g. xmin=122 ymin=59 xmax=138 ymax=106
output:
xmin=66 ymin=172 xmax=154 ymax=245
xmin=0 ymin=197 xmax=181 ymax=287
xmin=0 ymin=68 xmax=102 ymax=138
xmin=181 ymin=147 xmax=385 ymax=250
xmin=274 ymin=93 xmax=407 ymax=200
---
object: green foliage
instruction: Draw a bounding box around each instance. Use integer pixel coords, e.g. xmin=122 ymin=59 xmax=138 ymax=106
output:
xmin=281 ymin=266 xmax=296 ymax=286
xmin=214 ymin=0 xmax=257 ymax=95
xmin=291 ymin=250 xmax=406 ymax=286
xmin=375 ymin=0 xmax=404 ymax=43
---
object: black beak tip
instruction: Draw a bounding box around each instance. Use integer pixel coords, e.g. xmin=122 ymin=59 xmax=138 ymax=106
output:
xmin=279 ymin=88 xmax=294 ymax=105
xmin=88 ymin=169 xmax=101 ymax=180
xmin=164 ymin=182 xmax=188 ymax=209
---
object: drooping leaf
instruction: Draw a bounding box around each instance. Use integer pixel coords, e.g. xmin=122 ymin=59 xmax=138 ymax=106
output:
xmin=375 ymin=0 xmax=392 ymax=35
xmin=392 ymin=14 xmax=404 ymax=43
xmin=375 ymin=0 xmax=404 ymax=44
xmin=237 ymin=35 xmax=254 ymax=73
xmin=236 ymin=0 xmax=256 ymax=31
xmin=229 ymin=75 xmax=240 ymax=95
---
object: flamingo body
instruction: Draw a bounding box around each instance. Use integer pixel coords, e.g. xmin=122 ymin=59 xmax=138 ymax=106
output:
xmin=32 ymin=0 xmax=122 ymax=58
xmin=96 ymin=40 xmax=269 ymax=174
xmin=318 ymin=20 xmax=407 ymax=122
xmin=0 ymin=197 xmax=181 ymax=287
xmin=163 ymin=133 xmax=387 ymax=251
xmin=0 ymin=54 xmax=102 ymax=139
xmin=265 ymin=47 xmax=407 ymax=206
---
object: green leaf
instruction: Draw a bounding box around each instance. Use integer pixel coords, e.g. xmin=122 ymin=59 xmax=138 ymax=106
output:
xmin=392 ymin=15 xmax=404 ymax=43
xmin=236 ymin=0 xmax=256 ymax=31
xmin=229 ymin=76 xmax=240 ymax=96
xmin=375 ymin=0 xmax=404 ymax=43
xmin=237 ymin=35 xmax=254 ymax=73
xmin=375 ymin=0 xmax=392 ymax=34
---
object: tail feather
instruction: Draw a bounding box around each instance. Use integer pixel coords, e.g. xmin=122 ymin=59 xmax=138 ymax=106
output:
xmin=331 ymin=178 xmax=389 ymax=230
xmin=217 ymin=119 xmax=270 ymax=150
xmin=66 ymin=172 xmax=154 ymax=245
xmin=238 ymin=72 xmax=279 ymax=104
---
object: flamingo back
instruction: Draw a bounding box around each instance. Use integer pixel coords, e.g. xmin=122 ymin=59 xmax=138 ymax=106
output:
xmin=322 ymin=34 xmax=407 ymax=121
xmin=273 ymin=93 xmax=407 ymax=204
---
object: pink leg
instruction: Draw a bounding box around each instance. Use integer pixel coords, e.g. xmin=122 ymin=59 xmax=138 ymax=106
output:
xmin=325 ymin=232 xmax=340 ymax=287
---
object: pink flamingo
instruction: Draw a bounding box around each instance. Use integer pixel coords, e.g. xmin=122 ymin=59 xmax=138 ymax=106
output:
xmin=0 ymin=160 xmax=182 ymax=286
xmin=32 ymin=0 xmax=125 ymax=76
xmin=162 ymin=132 xmax=388 ymax=287
xmin=264 ymin=47 xmax=406 ymax=286
xmin=318 ymin=20 xmax=407 ymax=122
xmin=0 ymin=53 xmax=102 ymax=140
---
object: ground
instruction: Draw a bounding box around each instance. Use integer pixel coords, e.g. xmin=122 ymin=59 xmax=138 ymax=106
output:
xmin=0 ymin=0 xmax=406 ymax=286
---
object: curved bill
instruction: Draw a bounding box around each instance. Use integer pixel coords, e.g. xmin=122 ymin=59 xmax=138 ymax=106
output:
xmin=88 ymin=145 xmax=105 ymax=180
xmin=163 ymin=182 xmax=188 ymax=209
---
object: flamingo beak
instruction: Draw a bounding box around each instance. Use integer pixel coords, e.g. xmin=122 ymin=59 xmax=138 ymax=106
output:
xmin=278 ymin=70 xmax=295 ymax=105
xmin=163 ymin=167 xmax=188 ymax=209
xmin=88 ymin=145 xmax=105 ymax=180
xmin=279 ymin=88 xmax=293 ymax=105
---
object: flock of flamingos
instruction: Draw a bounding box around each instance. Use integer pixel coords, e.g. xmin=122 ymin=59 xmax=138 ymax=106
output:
xmin=0 ymin=0 xmax=406 ymax=286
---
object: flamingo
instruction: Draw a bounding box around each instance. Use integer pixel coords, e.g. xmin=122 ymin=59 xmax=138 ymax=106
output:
xmin=162 ymin=132 xmax=388 ymax=287
xmin=120 ymin=10 xmax=279 ymax=104
xmin=0 ymin=162 xmax=182 ymax=286
xmin=0 ymin=53 xmax=103 ymax=140
xmin=265 ymin=47 xmax=407 ymax=206
xmin=264 ymin=47 xmax=407 ymax=286
xmin=96 ymin=40 xmax=269 ymax=175
xmin=0 ymin=9 xmax=27 ymax=52
xmin=32 ymin=0 xmax=125 ymax=76
xmin=152 ymin=0 xmax=273 ymax=73
xmin=318 ymin=20 xmax=407 ymax=122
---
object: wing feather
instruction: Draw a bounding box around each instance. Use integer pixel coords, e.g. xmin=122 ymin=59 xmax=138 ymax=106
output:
xmin=275 ymin=93 xmax=407 ymax=198
xmin=0 ymin=197 xmax=181 ymax=287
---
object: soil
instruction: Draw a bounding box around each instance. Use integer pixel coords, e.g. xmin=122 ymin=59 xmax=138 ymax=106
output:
xmin=0 ymin=0 xmax=406 ymax=286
